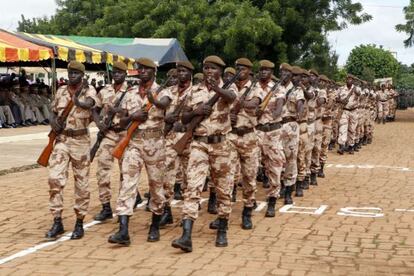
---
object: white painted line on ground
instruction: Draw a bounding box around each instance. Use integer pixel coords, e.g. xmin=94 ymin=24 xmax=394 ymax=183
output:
xmin=327 ymin=163 xmax=414 ymax=172
xmin=279 ymin=204 xmax=328 ymax=215
xmin=0 ymin=220 xmax=102 ymax=265
xmin=337 ymin=207 xmax=384 ymax=218
xmin=395 ymin=208 xmax=414 ymax=212
xmin=0 ymin=127 xmax=98 ymax=144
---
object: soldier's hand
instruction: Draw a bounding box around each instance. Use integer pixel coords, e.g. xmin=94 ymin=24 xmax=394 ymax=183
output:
xmin=256 ymin=108 xmax=264 ymax=117
xmin=51 ymin=118 xmax=64 ymax=133
xmin=131 ymin=110 xmax=148 ymax=122
xmin=165 ymin=112 xmax=178 ymax=124
xmin=206 ymin=77 xmax=219 ymax=90
xmin=230 ymin=113 xmax=237 ymax=126
xmin=194 ymin=104 xmax=211 ymax=116
xmin=97 ymin=122 xmax=108 ymax=133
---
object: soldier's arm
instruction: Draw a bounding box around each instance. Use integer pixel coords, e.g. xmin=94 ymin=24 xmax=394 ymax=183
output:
xmin=271 ymin=98 xmax=285 ymax=119
xmin=296 ymin=99 xmax=305 ymax=120
xmin=242 ymin=97 xmax=260 ymax=111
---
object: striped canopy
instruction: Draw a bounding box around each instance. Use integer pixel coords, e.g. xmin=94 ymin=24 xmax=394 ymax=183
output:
xmin=0 ymin=29 xmax=53 ymax=62
xmin=14 ymin=32 xmax=135 ymax=68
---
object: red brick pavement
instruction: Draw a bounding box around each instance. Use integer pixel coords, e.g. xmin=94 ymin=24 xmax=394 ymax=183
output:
xmin=0 ymin=111 xmax=414 ymax=275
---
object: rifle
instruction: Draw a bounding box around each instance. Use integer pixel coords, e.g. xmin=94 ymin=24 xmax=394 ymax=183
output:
xmin=112 ymin=77 xmax=171 ymax=159
xmin=164 ymin=94 xmax=188 ymax=137
xmin=90 ymin=85 xmax=131 ymax=162
xmin=231 ymin=77 xmax=259 ymax=118
xmin=257 ymin=80 xmax=281 ymax=116
xmin=341 ymin=85 xmax=356 ymax=106
xmin=37 ymin=83 xmax=85 ymax=167
xmin=173 ymin=70 xmax=241 ymax=155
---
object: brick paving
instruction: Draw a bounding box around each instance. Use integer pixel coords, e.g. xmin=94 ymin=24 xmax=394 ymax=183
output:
xmin=0 ymin=111 xmax=414 ymax=275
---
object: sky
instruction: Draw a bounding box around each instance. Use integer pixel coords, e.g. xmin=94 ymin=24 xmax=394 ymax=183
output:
xmin=0 ymin=0 xmax=412 ymax=66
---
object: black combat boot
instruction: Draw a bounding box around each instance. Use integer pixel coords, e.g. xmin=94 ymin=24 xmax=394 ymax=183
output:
xmin=203 ymin=177 xmax=210 ymax=192
xmin=45 ymin=217 xmax=64 ymax=239
xmin=354 ymin=143 xmax=360 ymax=152
xmin=70 ymin=218 xmax=84 ymax=240
xmin=362 ymin=136 xmax=368 ymax=146
xmin=318 ymin=163 xmax=325 ymax=178
xmin=171 ymin=219 xmax=193 ymax=252
xmin=159 ymin=205 xmax=173 ymax=228
xmin=256 ymin=166 xmax=265 ymax=182
xmin=303 ymin=176 xmax=310 ymax=190
xmin=241 ymin=206 xmax=253 ymax=229
xmin=207 ymin=190 xmax=218 ymax=214
xmin=348 ymin=145 xmax=354 ymax=154
xmin=328 ymin=140 xmax=335 ymax=151
xmin=279 ymin=180 xmax=286 ymax=198
xmin=262 ymin=172 xmax=270 ymax=188
xmin=209 ymin=218 xmax=220 ymax=229
xmin=215 ymin=218 xmax=228 ymax=247
xmin=94 ymin=202 xmax=113 ymax=221
xmin=284 ymin=185 xmax=293 ymax=205
xmin=133 ymin=192 xmax=143 ymax=209
xmin=108 ymin=215 xmax=130 ymax=246
xmin=295 ymin=181 xmax=304 ymax=197
xmin=265 ymin=197 xmax=277 ymax=217
xmin=337 ymin=144 xmax=345 ymax=155
xmin=310 ymin=172 xmax=318 ymax=186
xmin=147 ymin=213 xmax=161 ymax=242
xmin=174 ymin=183 xmax=184 ymax=200
xmin=231 ymin=184 xmax=237 ymax=202
xmin=145 ymin=194 xmax=151 ymax=212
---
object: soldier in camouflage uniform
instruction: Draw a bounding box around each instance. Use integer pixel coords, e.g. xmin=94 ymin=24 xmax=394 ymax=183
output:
xmin=46 ymin=61 xmax=98 ymax=240
xmin=91 ymin=61 xmax=131 ymax=222
xmin=108 ymin=58 xmax=172 ymax=246
xmin=160 ymin=61 xmax=194 ymax=227
xmin=172 ymin=56 xmax=237 ymax=252
xmin=377 ymin=83 xmax=389 ymax=124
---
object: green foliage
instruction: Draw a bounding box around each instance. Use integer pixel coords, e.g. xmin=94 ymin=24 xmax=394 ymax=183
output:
xmin=345 ymin=44 xmax=399 ymax=81
xmin=396 ymin=0 xmax=414 ymax=47
xmin=18 ymin=0 xmax=372 ymax=75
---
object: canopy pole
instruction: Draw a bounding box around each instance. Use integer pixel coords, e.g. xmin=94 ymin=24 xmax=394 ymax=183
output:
xmin=105 ymin=63 xmax=111 ymax=84
xmin=51 ymin=56 xmax=57 ymax=96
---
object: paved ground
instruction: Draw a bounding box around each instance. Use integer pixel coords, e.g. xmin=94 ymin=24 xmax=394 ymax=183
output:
xmin=0 ymin=110 xmax=414 ymax=275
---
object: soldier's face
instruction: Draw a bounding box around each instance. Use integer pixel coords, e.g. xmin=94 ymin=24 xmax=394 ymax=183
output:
xmin=224 ymin=72 xmax=235 ymax=83
xmin=68 ymin=69 xmax=84 ymax=86
xmin=177 ymin=66 xmax=192 ymax=83
xmin=112 ymin=68 xmax=127 ymax=85
xmin=346 ymin=77 xmax=353 ymax=87
xmin=292 ymin=74 xmax=302 ymax=85
xmin=138 ymin=66 xmax=155 ymax=83
xmin=236 ymin=65 xmax=250 ymax=81
xmin=203 ymin=62 xmax=221 ymax=81
xmin=280 ymin=69 xmax=292 ymax=84
xmin=310 ymin=75 xmax=319 ymax=86
xmin=301 ymin=75 xmax=310 ymax=86
xmin=259 ymin=67 xmax=273 ymax=81
xmin=167 ymin=75 xmax=178 ymax=86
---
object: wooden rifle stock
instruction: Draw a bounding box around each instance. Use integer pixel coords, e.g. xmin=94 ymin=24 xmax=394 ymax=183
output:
xmin=112 ymin=78 xmax=171 ymax=159
xmin=173 ymin=71 xmax=241 ymax=154
xmin=258 ymin=81 xmax=281 ymax=115
xmin=164 ymin=95 xmax=188 ymax=137
xmin=37 ymin=85 xmax=84 ymax=167
xmin=231 ymin=77 xmax=259 ymax=116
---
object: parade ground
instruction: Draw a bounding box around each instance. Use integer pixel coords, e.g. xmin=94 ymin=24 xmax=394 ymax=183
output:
xmin=0 ymin=110 xmax=413 ymax=276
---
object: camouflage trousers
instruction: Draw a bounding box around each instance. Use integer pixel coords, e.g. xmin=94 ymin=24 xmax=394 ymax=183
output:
xmin=229 ymin=132 xmax=259 ymax=206
xmin=331 ymin=109 xmax=342 ymax=142
xmin=95 ymin=132 xmax=123 ymax=204
xmin=338 ymin=110 xmax=357 ymax=146
xmin=0 ymin=106 xmax=16 ymax=124
xmin=320 ymin=118 xmax=333 ymax=164
xmin=297 ymin=122 xmax=310 ymax=181
xmin=366 ymin=109 xmax=376 ymax=139
xmin=377 ymin=101 xmax=389 ymax=121
xmin=116 ymin=136 xmax=166 ymax=216
xmin=305 ymin=121 xmax=315 ymax=177
xmin=388 ymin=99 xmax=397 ymax=117
xmin=183 ymin=139 xmax=232 ymax=220
xmin=48 ymin=135 xmax=91 ymax=219
xmin=311 ymin=119 xmax=323 ymax=173
xmin=164 ymin=132 xmax=190 ymax=206
xmin=257 ymin=128 xmax=284 ymax=198
xmin=281 ymin=121 xmax=300 ymax=187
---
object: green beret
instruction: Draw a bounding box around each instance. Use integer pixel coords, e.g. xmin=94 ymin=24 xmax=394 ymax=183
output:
xmin=167 ymin=68 xmax=177 ymax=77
xmin=309 ymin=69 xmax=319 ymax=76
xmin=235 ymin=57 xmax=253 ymax=67
xmin=136 ymin=57 xmax=157 ymax=69
xmin=224 ymin=67 xmax=236 ymax=75
xmin=302 ymin=69 xmax=311 ymax=76
xmin=291 ymin=66 xmax=303 ymax=75
xmin=279 ymin=63 xmax=292 ymax=72
xmin=203 ymin=55 xmax=226 ymax=67
xmin=176 ymin=61 xmax=195 ymax=71
xmin=113 ymin=61 xmax=128 ymax=71
xmin=320 ymin=74 xmax=329 ymax=82
xmin=259 ymin=60 xmax=275 ymax=69
xmin=67 ymin=61 xmax=85 ymax=73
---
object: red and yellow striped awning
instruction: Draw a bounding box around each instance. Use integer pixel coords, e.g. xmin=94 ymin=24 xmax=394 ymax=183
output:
xmin=0 ymin=30 xmax=53 ymax=62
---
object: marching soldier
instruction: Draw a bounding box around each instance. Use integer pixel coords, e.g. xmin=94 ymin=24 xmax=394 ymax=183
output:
xmin=161 ymin=61 xmax=194 ymax=227
xmin=108 ymin=57 xmax=172 ymax=246
xmin=46 ymin=61 xmax=98 ymax=240
xmin=92 ymin=61 xmax=131 ymax=221
xmin=172 ymin=55 xmax=237 ymax=252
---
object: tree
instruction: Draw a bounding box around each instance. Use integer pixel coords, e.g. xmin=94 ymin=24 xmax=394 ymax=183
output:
xmin=345 ymin=44 xmax=399 ymax=81
xmin=18 ymin=0 xmax=372 ymax=75
xmin=396 ymin=0 xmax=414 ymax=47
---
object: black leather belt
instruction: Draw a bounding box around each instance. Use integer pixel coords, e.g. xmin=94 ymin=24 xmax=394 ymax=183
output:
xmin=255 ymin=123 xmax=281 ymax=132
xmin=61 ymin=128 xmax=88 ymax=137
xmin=343 ymin=108 xmax=356 ymax=111
xmin=134 ymin=128 xmax=163 ymax=139
xmin=307 ymin=119 xmax=315 ymax=124
xmin=109 ymin=126 xmax=125 ymax=133
xmin=194 ymin=134 xmax=225 ymax=144
xmin=282 ymin=117 xmax=297 ymax=124
xmin=231 ymin=127 xmax=255 ymax=136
